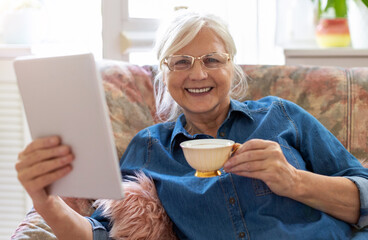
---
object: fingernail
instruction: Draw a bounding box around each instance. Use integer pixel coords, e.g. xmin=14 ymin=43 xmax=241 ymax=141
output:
xmin=61 ymin=155 xmax=73 ymax=164
xmin=49 ymin=137 xmax=58 ymax=145
xmin=58 ymin=146 xmax=69 ymax=154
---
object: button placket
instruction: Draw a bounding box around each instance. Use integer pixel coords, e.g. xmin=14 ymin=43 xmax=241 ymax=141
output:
xmin=219 ymin=174 xmax=249 ymax=240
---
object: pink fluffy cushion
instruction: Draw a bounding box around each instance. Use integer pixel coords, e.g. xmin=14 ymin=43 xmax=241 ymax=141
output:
xmin=95 ymin=172 xmax=178 ymax=240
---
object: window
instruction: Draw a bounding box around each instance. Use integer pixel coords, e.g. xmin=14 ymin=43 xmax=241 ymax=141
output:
xmin=39 ymin=0 xmax=102 ymax=58
xmin=102 ymin=0 xmax=285 ymax=65
xmin=0 ymin=0 xmax=102 ymax=58
xmin=0 ymin=48 xmax=32 ymax=240
xmin=0 ymin=1 xmax=102 ymax=238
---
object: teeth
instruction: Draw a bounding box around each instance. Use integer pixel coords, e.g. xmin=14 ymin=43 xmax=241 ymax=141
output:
xmin=187 ymin=87 xmax=211 ymax=93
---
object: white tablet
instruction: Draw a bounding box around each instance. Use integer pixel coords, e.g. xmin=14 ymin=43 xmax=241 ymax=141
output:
xmin=14 ymin=53 xmax=124 ymax=200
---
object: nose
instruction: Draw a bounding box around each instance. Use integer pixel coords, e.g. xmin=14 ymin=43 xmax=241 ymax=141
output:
xmin=189 ymin=59 xmax=208 ymax=80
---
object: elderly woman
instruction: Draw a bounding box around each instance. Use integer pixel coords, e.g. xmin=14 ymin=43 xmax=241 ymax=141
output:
xmin=16 ymin=10 xmax=368 ymax=239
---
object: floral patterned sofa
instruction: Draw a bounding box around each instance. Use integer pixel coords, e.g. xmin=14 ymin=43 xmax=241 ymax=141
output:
xmin=11 ymin=60 xmax=368 ymax=239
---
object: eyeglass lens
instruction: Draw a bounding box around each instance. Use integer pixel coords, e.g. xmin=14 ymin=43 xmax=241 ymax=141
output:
xmin=166 ymin=53 xmax=229 ymax=71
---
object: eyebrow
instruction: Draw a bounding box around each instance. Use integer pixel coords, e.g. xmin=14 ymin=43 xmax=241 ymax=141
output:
xmin=170 ymin=52 xmax=223 ymax=57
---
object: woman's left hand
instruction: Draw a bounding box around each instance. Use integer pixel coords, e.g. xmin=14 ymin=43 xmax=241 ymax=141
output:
xmin=224 ymin=139 xmax=299 ymax=198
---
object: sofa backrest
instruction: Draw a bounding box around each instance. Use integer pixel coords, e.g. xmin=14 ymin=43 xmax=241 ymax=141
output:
xmin=98 ymin=61 xmax=156 ymax=158
xmin=242 ymin=65 xmax=368 ymax=166
xmin=98 ymin=61 xmax=368 ymax=167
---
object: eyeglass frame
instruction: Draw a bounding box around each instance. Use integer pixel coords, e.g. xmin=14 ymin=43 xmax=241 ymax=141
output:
xmin=161 ymin=52 xmax=231 ymax=71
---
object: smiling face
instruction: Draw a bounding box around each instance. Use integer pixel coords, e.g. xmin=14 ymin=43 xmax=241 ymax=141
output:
xmin=163 ymin=27 xmax=234 ymax=121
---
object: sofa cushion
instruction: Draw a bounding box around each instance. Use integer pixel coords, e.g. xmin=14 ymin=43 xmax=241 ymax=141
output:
xmin=349 ymin=68 xmax=368 ymax=165
xmin=99 ymin=61 xmax=156 ymax=158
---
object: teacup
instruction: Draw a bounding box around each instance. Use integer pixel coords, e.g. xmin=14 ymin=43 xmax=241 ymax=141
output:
xmin=180 ymin=139 xmax=240 ymax=178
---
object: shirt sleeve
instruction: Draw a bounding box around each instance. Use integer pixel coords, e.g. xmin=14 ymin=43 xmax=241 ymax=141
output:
xmin=282 ymin=99 xmax=368 ymax=228
xmin=120 ymin=128 xmax=150 ymax=169
xmin=85 ymin=217 xmax=111 ymax=240
xmin=345 ymin=176 xmax=368 ymax=229
xmin=282 ymin=99 xmax=368 ymax=176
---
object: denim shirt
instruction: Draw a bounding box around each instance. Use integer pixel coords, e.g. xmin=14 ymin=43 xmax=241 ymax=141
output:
xmin=88 ymin=97 xmax=368 ymax=240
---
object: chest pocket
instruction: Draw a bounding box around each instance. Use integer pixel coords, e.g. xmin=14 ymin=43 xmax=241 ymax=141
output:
xmin=253 ymin=179 xmax=272 ymax=196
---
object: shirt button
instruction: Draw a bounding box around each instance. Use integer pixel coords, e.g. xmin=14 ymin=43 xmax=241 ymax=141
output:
xmin=219 ymin=132 xmax=225 ymax=137
xmin=239 ymin=232 xmax=245 ymax=238
xmin=229 ymin=197 xmax=235 ymax=205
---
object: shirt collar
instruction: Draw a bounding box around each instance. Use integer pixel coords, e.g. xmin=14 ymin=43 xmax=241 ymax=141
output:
xmin=170 ymin=99 xmax=254 ymax=152
xmin=229 ymin=99 xmax=253 ymax=120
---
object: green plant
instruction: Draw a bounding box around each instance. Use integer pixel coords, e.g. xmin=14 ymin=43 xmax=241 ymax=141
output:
xmin=313 ymin=0 xmax=368 ymax=19
xmin=360 ymin=0 xmax=368 ymax=7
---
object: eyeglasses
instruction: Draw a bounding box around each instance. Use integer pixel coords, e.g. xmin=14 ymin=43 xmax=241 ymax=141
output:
xmin=163 ymin=52 xmax=230 ymax=71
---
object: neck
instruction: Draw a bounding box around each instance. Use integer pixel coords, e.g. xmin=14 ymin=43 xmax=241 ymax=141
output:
xmin=184 ymin=105 xmax=230 ymax=138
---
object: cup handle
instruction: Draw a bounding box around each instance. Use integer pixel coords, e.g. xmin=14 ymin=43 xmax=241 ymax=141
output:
xmin=231 ymin=143 xmax=241 ymax=156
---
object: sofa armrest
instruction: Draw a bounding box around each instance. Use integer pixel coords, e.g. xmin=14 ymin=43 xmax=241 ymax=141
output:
xmin=11 ymin=208 xmax=56 ymax=240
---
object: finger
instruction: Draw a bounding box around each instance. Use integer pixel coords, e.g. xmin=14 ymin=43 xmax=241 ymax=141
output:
xmin=240 ymin=139 xmax=275 ymax=152
xmin=225 ymin=149 xmax=267 ymax=170
xmin=25 ymin=165 xmax=73 ymax=195
xmin=16 ymin=145 xmax=71 ymax=171
xmin=18 ymin=154 xmax=74 ymax=182
xmin=231 ymin=143 xmax=242 ymax=156
xmin=230 ymin=139 xmax=266 ymax=157
xmin=228 ymin=158 xmax=268 ymax=173
xmin=23 ymin=136 xmax=61 ymax=155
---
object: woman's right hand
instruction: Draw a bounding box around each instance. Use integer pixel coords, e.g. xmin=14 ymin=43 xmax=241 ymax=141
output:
xmin=15 ymin=136 xmax=74 ymax=211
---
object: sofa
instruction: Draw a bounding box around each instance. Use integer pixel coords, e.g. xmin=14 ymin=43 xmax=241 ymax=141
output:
xmin=11 ymin=60 xmax=368 ymax=239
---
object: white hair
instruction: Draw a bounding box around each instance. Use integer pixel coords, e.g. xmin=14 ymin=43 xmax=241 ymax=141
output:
xmin=153 ymin=10 xmax=248 ymax=122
